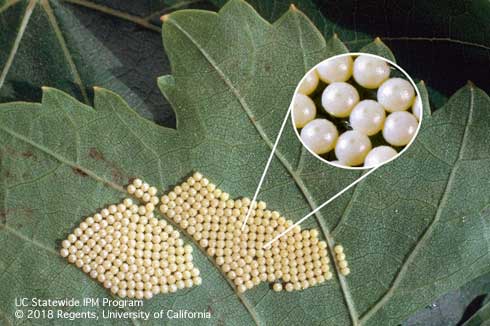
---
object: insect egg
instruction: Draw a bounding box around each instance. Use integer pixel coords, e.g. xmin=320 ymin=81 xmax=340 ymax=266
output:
xmin=317 ymin=55 xmax=353 ymax=83
xmin=298 ymin=70 xmax=319 ymax=95
xmin=353 ymin=55 xmax=390 ymax=89
xmin=300 ymin=119 xmax=339 ymax=155
xmin=322 ymin=82 xmax=360 ymax=118
xmin=159 ymin=173 xmax=334 ymax=293
xmin=377 ymin=78 xmax=415 ymax=112
xmin=334 ymin=130 xmax=372 ymax=166
xmin=382 ymin=111 xmax=418 ymax=146
xmin=60 ymin=179 xmax=200 ymax=298
xmin=292 ymin=54 xmax=420 ymax=168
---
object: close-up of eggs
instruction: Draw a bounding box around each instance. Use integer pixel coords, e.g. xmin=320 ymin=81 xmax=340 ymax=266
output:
xmin=292 ymin=54 xmax=421 ymax=168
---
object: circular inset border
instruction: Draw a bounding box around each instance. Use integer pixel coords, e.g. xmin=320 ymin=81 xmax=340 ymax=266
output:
xmin=291 ymin=52 xmax=423 ymax=170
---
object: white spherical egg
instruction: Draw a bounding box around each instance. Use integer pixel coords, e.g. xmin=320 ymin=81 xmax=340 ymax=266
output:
xmin=298 ymin=70 xmax=319 ymax=95
xmin=349 ymin=100 xmax=385 ymax=136
xmin=293 ymin=93 xmax=317 ymax=128
xmin=383 ymin=111 xmax=419 ymax=146
xmin=300 ymin=119 xmax=339 ymax=155
xmin=377 ymin=78 xmax=415 ymax=112
xmin=353 ymin=55 xmax=390 ymax=89
xmin=322 ymin=82 xmax=360 ymax=118
xmin=412 ymin=95 xmax=422 ymax=121
xmin=334 ymin=130 xmax=372 ymax=166
xmin=316 ymin=56 xmax=353 ymax=83
xmin=364 ymin=146 xmax=398 ymax=167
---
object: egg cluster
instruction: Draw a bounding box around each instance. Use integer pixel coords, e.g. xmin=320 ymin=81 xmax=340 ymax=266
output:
xmin=293 ymin=54 xmax=421 ymax=168
xmin=160 ymin=172 xmax=334 ymax=292
xmin=60 ymin=179 xmax=201 ymax=299
xmin=334 ymin=245 xmax=350 ymax=276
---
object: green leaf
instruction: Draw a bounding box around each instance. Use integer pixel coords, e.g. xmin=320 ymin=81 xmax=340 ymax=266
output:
xmin=0 ymin=0 xmax=212 ymax=125
xmin=213 ymin=1 xmax=490 ymax=323
xmin=358 ymin=38 xmax=395 ymax=63
xmin=1 ymin=1 xmax=490 ymax=325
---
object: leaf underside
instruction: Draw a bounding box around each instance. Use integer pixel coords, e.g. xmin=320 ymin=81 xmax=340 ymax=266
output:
xmin=1 ymin=1 xmax=490 ymax=325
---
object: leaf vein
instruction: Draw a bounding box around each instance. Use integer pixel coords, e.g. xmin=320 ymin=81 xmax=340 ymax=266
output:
xmin=1 ymin=224 xmax=59 ymax=257
xmin=0 ymin=124 xmax=125 ymax=193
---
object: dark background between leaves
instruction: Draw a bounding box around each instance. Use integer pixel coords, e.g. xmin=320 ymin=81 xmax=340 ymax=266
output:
xmin=1 ymin=0 xmax=489 ymax=324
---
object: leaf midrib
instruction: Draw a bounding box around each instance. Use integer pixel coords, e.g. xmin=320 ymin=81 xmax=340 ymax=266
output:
xmin=165 ymin=13 xmax=360 ymax=325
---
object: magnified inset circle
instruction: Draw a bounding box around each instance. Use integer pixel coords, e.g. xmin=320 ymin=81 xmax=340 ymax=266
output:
xmin=291 ymin=53 xmax=422 ymax=170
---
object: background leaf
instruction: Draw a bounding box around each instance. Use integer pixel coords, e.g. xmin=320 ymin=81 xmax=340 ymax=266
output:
xmin=2 ymin=1 xmax=490 ymax=325
xmin=211 ymin=0 xmax=490 ymax=109
xmin=2 ymin=0 xmax=490 ymax=124
xmin=0 ymin=0 xmax=216 ymax=125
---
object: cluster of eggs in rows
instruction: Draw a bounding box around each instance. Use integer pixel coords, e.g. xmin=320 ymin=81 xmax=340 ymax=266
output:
xmin=60 ymin=179 xmax=201 ymax=300
xmin=333 ymin=245 xmax=349 ymax=276
xmin=293 ymin=54 xmax=421 ymax=167
xmin=160 ymin=172 xmax=335 ymax=292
